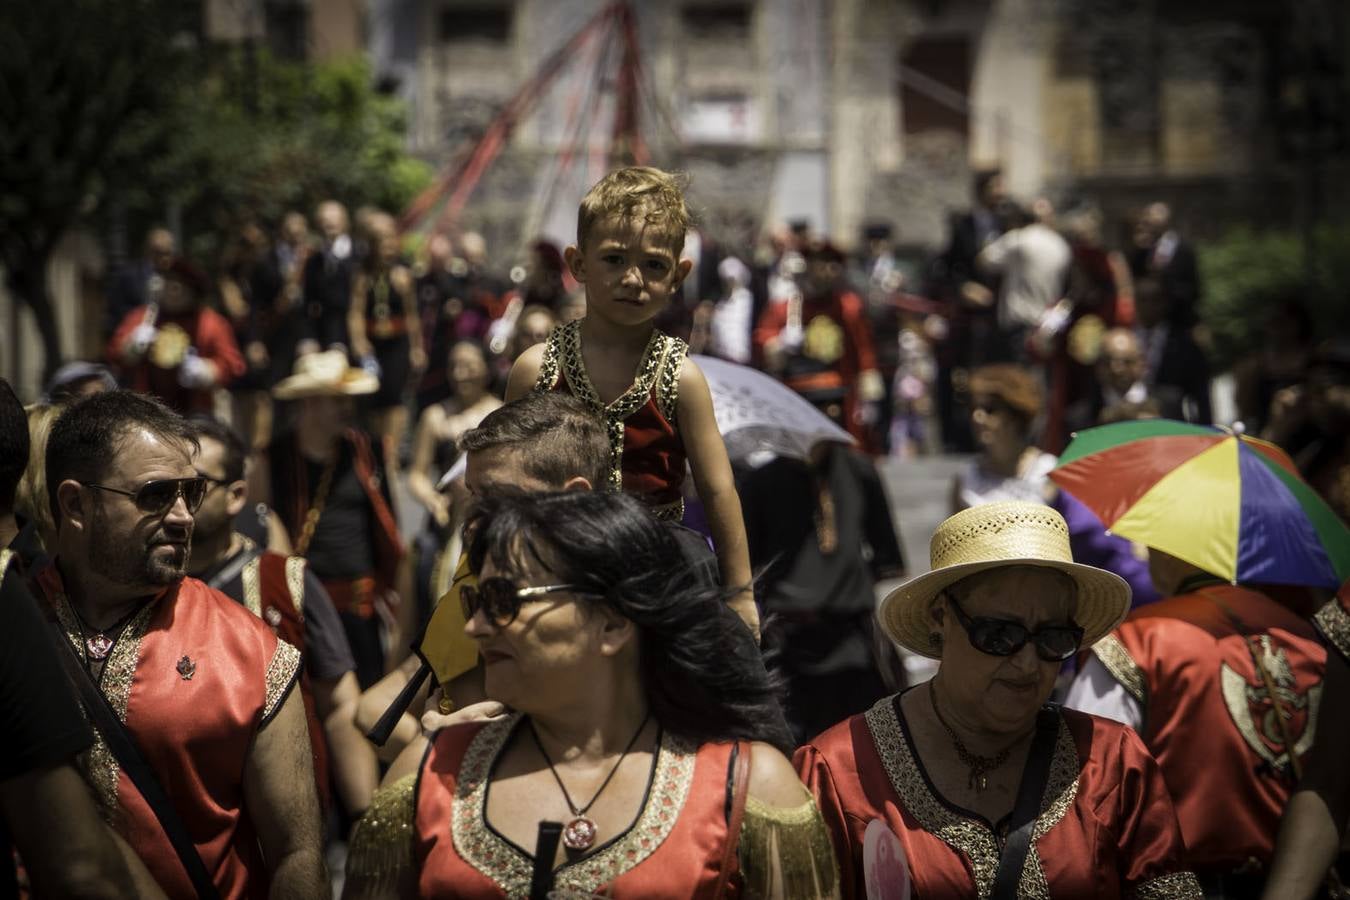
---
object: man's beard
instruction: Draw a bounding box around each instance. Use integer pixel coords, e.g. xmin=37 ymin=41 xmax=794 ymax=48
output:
xmin=88 ymin=504 xmax=190 ymax=589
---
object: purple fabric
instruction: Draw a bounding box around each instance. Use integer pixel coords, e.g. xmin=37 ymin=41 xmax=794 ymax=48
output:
xmin=1052 ymin=489 xmax=1161 ymax=609
xmin=1235 ymin=444 xmax=1336 ymax=586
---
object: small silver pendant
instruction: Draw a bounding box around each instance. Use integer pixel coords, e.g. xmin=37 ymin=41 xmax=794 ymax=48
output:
xmin=562 ymin=815 xmax=598 ymax=851
xmin=86 ymin=634 xmax=113 ymax=660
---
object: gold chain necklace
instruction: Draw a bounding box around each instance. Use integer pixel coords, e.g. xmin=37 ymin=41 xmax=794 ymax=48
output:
xmin=929 ymin=679 xmax=1011 ymax=793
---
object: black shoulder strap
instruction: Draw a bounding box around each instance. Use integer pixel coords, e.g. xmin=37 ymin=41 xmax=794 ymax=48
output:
xmin=46 ymin=619 xmax=222 ymax=900
xmin=529 ymin=821 xmax=563 ymax=900
xmin=990 ymin=704 xmax=1061 ymax=900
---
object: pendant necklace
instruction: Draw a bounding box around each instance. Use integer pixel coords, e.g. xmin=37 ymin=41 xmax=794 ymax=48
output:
xmin=929 ymin=679 xmax=1010 ymax=793
xmin=68 ymin=598 xmax=149 ymax=662
xmin=529 ymin=713 xmax=652 ymax=853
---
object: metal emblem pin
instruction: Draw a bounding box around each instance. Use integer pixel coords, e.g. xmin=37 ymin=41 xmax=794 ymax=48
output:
xmin=176 ymin=655 xmax=196 ymax=680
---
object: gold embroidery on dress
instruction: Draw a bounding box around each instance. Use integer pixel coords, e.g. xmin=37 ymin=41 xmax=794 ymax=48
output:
xmin=262 ymin=640 xmax=302 ymax=722
xmin=242 ymin=556 xmax=264 ymax=617
xmin=1314 ymin=597 xmax=1350 ymax=664
xmin=1092 ymin=634 xmax=1147 ymax=706
xmin=533 ymin=320 xmax=673 ymax=494
xmin=1129 ymin=869 xmax=1204 ymax=899
xmin=1219 ymin=636 xmax=1321 ymax=773
xmin=653 ymin=335 xmax=687 ymax=424
xmin=285 ymin=556 xmax=307 ymax=616
xmin=53 ymin=594 xmax=155 ymax=823
xmin=863 ymin=697 xmax=1080 ymax=900
xmin=451 ymin=714 xmax=697 ymax=897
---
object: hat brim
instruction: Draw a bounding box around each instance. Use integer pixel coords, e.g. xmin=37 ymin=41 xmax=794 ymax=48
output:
xmin=272 ymin=371 xmax=380 ymax=400
xmin=878 ymin=557 xmax=1131 ymax=659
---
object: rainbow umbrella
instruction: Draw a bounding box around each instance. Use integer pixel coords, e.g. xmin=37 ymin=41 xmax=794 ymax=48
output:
xmin=1049 ymin=419 xmax=1350 ymax=588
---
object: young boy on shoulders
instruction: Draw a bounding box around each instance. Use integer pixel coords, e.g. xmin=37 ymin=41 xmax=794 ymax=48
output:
xmin=506 ymin=166 xmax=758 ymax=637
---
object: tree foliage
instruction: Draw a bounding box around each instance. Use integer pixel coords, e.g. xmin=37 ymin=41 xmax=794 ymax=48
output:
xmin=114 ymin=49 xmax=432 ymax=262
xmin=1198 ymin=225 xmax=1350 ymax=370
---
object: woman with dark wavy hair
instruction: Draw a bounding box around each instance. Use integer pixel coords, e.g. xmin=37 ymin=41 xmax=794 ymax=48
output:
xmin=344 ymin=490 xmax=838 ymax=899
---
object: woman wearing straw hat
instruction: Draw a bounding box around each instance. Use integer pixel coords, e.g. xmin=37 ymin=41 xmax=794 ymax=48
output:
xmin=796 ymin=501 xmax=1202 ymax=899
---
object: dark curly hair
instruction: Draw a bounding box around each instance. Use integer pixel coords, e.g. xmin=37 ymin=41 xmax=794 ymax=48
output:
xmin=465 ymin=490 xmax=791 ymax=753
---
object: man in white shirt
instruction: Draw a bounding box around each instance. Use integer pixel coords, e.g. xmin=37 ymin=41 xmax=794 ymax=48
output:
xmin=977 ymin=197 xmax=1071 ymax=361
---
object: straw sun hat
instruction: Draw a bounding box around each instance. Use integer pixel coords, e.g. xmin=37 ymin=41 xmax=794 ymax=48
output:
xmin=878 ymin=501 xmax=1130 ymax=659
xmin=272 ymin=350 xmax=379 ymax=401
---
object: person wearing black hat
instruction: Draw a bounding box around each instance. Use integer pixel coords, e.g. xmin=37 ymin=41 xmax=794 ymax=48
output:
xmin=106 ymin=257 xmax=247 ymax=414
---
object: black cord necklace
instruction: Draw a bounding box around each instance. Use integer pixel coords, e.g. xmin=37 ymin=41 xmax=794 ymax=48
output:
xmin=929 ymin=679 xmax=1012 ymax=793
xmin=68 ymin=597 xmax=150 ymax=662
xmin=529 ymin=713 xmax=652 ymax=853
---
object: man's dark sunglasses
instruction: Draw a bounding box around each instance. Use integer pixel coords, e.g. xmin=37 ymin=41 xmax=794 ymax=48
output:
xmin=460 ymin=577 xmax=596 ymax=627
xmin=86 ymin=477 xmax=208 ymax=516
xmin=945 ymin=592 xmax=1083 ymax=662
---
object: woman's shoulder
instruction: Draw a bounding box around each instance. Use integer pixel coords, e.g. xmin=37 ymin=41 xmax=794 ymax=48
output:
xmin=745 ymin=741 xmax=813 ymax=809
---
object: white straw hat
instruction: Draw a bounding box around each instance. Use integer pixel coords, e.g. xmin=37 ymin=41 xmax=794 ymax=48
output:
xmin=272 ymin=350 xmax=379 ymax=400
xmin=878 ymin=501 xmax=1131 ymax=659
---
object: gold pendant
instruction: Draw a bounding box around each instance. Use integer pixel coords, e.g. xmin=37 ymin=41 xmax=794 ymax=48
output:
xmin=973 ymin=772 xmax=988 ymax=792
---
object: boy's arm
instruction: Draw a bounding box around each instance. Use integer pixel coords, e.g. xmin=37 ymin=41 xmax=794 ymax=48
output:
xmin=678 ymin=359 xmax=759 ymax=640
xmin=504 ymin=342 xmax=547 ymax=402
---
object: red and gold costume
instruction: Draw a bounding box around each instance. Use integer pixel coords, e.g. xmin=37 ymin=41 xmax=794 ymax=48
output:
xmin=533 ymin=319 xmax=688 ymax=520
xmin=1090 ymin=583 xmax=1327 ymax=875
xmin=345 ymin=715 xmax=838 ymax=898
xmin=795 ymin=696 xmax=1200 ymax=899
xmin=752 ymin=289 xmax=879 ymax=447
xmin=219 ymin=542 xmax=331 ymax=810
xmin=107 ymin=305 xmax=247 ymax=414
xmin=1313 ymin=581 xmax=1350 ymax=666
xmin=33 ymin=564 xmax=301 ymax=900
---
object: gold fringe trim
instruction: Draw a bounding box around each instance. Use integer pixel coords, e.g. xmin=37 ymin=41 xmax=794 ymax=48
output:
xmin=345 ymin=774 xmax=417 ymax=895
xmin=738 ymin=795 xmax=839 ymax=900
xmin=1129 ymin=870 xmax=1204 ymax=899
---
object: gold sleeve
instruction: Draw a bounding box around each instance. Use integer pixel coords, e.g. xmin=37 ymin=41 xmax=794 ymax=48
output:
xmin=737 ymin=794 xmax=840 ymax=900
xmin=345 ymin=774 xmax=417 ymax=898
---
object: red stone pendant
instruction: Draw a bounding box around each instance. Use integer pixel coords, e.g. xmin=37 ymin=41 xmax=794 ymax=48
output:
xmin=562 ymin=815 xmax=598 ymax=851
xmin=86 ymin=634 xmax=113 ymax=661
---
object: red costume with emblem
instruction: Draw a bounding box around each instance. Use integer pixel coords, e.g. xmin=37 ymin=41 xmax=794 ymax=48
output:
xmin=107 ymin=305 xmax=247 ymax=414
xmin=752 ymin=288 xmax=879 ymax=447
xmin=795 ymin=695 xmax=1200 ymax=900
xmin=1090 ymin=583 xmax=1327 ymax=875
xmin=33 ymin=564 xmax=302 ymax=900
xmin=533 ymin=319 xmax=688 ymax=519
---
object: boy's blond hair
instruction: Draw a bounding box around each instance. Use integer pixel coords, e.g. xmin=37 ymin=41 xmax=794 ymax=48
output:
xmin=577 ymin=166 xmax=690 ymax=252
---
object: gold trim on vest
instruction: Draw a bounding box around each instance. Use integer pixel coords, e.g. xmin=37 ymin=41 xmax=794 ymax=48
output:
xmin=450 ymin=714 xmax=697 ymax=897
xmin=862 ymin=696 xmax=1080 ymax=900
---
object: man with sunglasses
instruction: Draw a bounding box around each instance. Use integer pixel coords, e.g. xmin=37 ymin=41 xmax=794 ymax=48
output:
xmin=1066 ymin=549 xmax=1327 ymax=896
xmin=797 ymin=502 xmax=1200 ymax=899
xmin=33 ymin=391 xmax=326 ymax=899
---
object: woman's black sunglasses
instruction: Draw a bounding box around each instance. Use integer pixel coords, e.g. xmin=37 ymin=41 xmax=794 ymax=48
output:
xmin=945 ymin=592 xmax=1083 ymax=662
xmin=460 ymin=577 xmax=596 ymax=627
xmin=86 ymin=477 xmax=208 ymax=516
